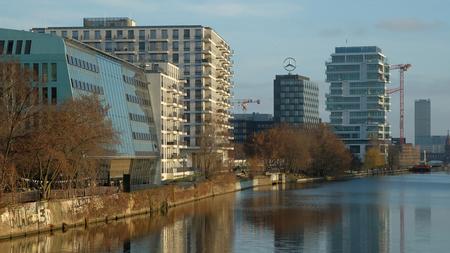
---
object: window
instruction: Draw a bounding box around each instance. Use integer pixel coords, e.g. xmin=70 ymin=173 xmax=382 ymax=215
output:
xmin=184 ymin=53 xmax=190 ymax=63
xmin=117 ymin=30 xmax=123 ymax=39
xmin=42 ymin=63 xmax=48 ymax=83
xmin=105 ymin=30 xmax=112 ymax=40
xmin=72 ymin=30 xmax=79 ymax=40
xmin=184 ymin=41 xmax=190 ymax=51
xmin=15 ymin=40 xmax=23 ymax=54
xmin=149 ymin=41 xmax=157 ymax=51
xmin=172 ymin=53 xmax=179 ymax=63
xmin=183 ymin=29 xmax=190 ymax=39
xmin=150 ymin=30 xmax=156 ymax=39
xmin=51 ymin=63 xmax=57 ymax=82
xmin=139 ymin=42 xmax=145 ymax=52
xmin=128 ymin=30 xmax=134 ymax=39
xmin=195 ymin=29 xmax=202 ymax=39
xmin=6 ymin=40 xmax=13 ymax=55
xmin=172 ymin=29 xmax=179 ymax=40
xmin=24 ymin=40 xmax=31 ymax=54
xmin=42 ymin=87 xmax=48 ymax=103
xmin=33 ymin=63 xmax=39 ymax=81
xmin=51 ymin=87 xmax=57 ymax=104
xmin=161 ymin=29 xmax=168 ymax=39
xmin=61 ymin=31 xmax=67 ymax=37
xmin=139 ymin=30 xmax=145 ymax=40
xmin=173 ymin=41 xmax=179 ymax=51
xmin=0 ymin=40 xmax=4 ymax=55
xmin=95 ymin=30 xmax=101 ymax=39
xmin=105 ymin=42 xmax=112 ymax=52
xmin=83 ymin=30 xmax=90 ymax=40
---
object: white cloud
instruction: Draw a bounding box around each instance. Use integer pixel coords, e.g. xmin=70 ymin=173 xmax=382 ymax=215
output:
xmin=376 ymin=18 xmax=444 ymax=32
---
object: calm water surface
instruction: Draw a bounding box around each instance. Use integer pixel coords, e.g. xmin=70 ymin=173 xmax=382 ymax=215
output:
xmin=3 ymin=172 xmax=450 ymax=253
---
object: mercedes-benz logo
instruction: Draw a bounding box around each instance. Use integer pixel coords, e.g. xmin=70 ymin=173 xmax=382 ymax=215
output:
xmin=283 ymin=57 xmax=296 ymax=73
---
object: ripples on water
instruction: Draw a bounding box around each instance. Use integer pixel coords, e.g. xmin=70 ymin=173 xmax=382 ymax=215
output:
xmin=2 ymin=172 xmax=450 ymax=253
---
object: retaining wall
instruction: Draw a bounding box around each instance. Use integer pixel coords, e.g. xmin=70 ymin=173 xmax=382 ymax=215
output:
xmin=0 ymin=175 xmax=274 ymax=240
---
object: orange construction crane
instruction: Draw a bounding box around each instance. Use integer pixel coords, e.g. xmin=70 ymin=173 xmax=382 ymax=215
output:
xmin=231 ymin=99 xmax=261 ymax=112
xmin=387 ymin=64 xmax=412 ymax=145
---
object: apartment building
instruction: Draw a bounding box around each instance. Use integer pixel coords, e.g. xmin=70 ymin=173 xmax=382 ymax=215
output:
xmin=32 ymin=17 xmax=234 ymax=163
xmin=145 ymin=62 xmax=189 ymax=180
xmin=0 ymin=28 xmax=160 ymax=189
xmin=325 ymin=46 xmax=391 ymax=160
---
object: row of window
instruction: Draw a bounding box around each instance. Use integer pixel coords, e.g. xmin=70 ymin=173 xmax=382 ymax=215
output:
xmin=132 ymin=131 xmax=154 ymax=141
xmin=23 ymin=62 xmax=57 ymax=82
xmin=123 ymin=75 xmax=147 ymax=88
xmin=54 ymin=28 xmax=203 ymax=41
xmin=126 ymin=94 xmax=151 ymax=106
xmin=0 ymin=40 xmax=31 ymax=55
xmin=129 ymin=113 xmax=153 ymax=123
xmin=66 ymin=55 xmax=99 ymax=73
xmin=70 ymin=78 xmax=104 ymax=95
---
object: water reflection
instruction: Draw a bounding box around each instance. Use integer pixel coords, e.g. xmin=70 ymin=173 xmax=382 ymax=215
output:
xmin=2 ymin=173 xmax=450 ymax=252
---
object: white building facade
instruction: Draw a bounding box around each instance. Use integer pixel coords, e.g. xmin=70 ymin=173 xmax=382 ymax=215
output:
xmin=325 ymin=46 xmax=391 ymax=160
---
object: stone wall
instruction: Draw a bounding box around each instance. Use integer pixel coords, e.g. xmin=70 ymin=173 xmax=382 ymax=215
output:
xmin=0 ymin=175 xmax=275 ymax=240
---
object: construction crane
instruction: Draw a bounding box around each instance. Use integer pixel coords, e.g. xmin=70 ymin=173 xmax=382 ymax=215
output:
xmin=231 ymin=99 xmax=260 ymax=112
xmin=387 ymin=64 xmax=412 ymax=145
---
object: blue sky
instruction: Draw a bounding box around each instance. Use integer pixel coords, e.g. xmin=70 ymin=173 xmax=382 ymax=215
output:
xmin=2 ymin=0 xmax=450 ymax=142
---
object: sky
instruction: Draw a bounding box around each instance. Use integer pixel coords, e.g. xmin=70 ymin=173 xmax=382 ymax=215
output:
xmin=2 ymin=0 xmax=450 ymax=143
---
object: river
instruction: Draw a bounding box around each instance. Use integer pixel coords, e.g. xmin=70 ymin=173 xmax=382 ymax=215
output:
xmin=2 ymin=172 xmax=450 ymax=253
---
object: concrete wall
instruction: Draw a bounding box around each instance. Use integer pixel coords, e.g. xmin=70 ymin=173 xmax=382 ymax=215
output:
xmin=0 ymin=175 xmax=274 ymax=240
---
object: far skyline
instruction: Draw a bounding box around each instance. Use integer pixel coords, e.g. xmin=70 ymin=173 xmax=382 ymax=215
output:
xmin=3 ymin=0 xmax=450 ymax=143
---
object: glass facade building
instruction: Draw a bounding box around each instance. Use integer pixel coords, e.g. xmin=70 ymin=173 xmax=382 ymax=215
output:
xmin=273 ymin=74 xmax=320 ymax=126
xmin=325 ymin=46 xmax=391 ymax=159
xmin=32 ymin=17 xmax=234 ymax=162
xmin=0 ymin=28 xmax=160 ymax=188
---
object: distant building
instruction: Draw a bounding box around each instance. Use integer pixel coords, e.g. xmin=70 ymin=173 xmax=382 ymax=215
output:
xmin=325 ymin=46 xmax=391 ymax=160
xmin=0 ymin=28 xmax=160 ymax=189
xmin=424 ymin=133 xmax=450 ymax=163
xmin=398 ymin=144 xmax=420 ymax=169
xmin=415 ymin=99 xmax=431 ymax=147
xmin=231 ymin=113 xmax=274 ymax=144
xmin=273 ymin=74 xmax=320 ymax=126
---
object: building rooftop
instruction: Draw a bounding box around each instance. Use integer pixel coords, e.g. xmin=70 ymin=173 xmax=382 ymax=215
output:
xmin=335 ymin=46 xmax=382 ymax=54
xmin=233 ymin=113 xmax=273 ymax=121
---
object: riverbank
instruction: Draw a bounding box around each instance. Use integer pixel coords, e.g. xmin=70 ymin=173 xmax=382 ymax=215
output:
xmin=0 ymin=169 xmax=409 ymax=240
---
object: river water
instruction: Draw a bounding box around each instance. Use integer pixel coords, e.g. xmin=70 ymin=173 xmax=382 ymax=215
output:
xmin=2 ymin=172 xmax=450 ymax=253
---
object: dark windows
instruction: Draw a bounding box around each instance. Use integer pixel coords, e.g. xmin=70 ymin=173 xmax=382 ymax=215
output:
xmin=51 ymin=63 xmax=57 ymax=81
xmin=172 ymin=29 xmax=179 ymax=40
xmin=72 ymin=30 xmax=79 ymax=40
xmin=184 ymin=53 xmax=190 ymax=63
xmin=128 ymin=30 xmax=134 ymax=39
xmin=42 ymin=87 xmax=48 ymax=103
xmin=183 ymin=41 xmax=190 ymax=51
xmin=15 ymin=40 xmax=23 ymax=54
xmin=117 ymin=30 xmax=123 ymax=39
xmin=95 ymin=30 xmax=101 ymax=39
xmin=32 ymin=63 xmax=39 ymax=81
xmin=83 ymin=30 xmax=90 ymax=40
xmin=150 ymin=30 xmax=156 ymax=39
xmin=172 ymin=53 xmax=179 ymax=63
xmin=42 ymin=63 xmax=48 ymax=83
xmin=173 ymin=41 xmax=179 ymax=51
xmin=105 ymin=30 xmax=112 ymax=40
xmin=61 ymin=31 xmax=67 ymax=37
xmin=51 ymin=87 xmax=57 ymax=104
xmin=183 ymin=29 xmax=190 ymax=39
xmin=161 ymin=29 xmax=168 ymax=39
xmin=24 ymin=40 xmax=31 ymax=54
xmin=6 ymin=40 xmax=14 ymax=55
xmin=139 ymin=42 xmax=145 ymax=52
xmin=195 ymin=29 xmax=202 ymax=39
xmin=0 ymin=40 xmax=4 ymax=55
xmin=139 ymin=30 xmax=145 ymax=40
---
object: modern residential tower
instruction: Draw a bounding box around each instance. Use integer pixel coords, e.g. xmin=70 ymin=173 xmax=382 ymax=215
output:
xmin=32 ymin=17 xmax=234 ymax=164
xmin=325 ymin=46 xmax=391 ymax=159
